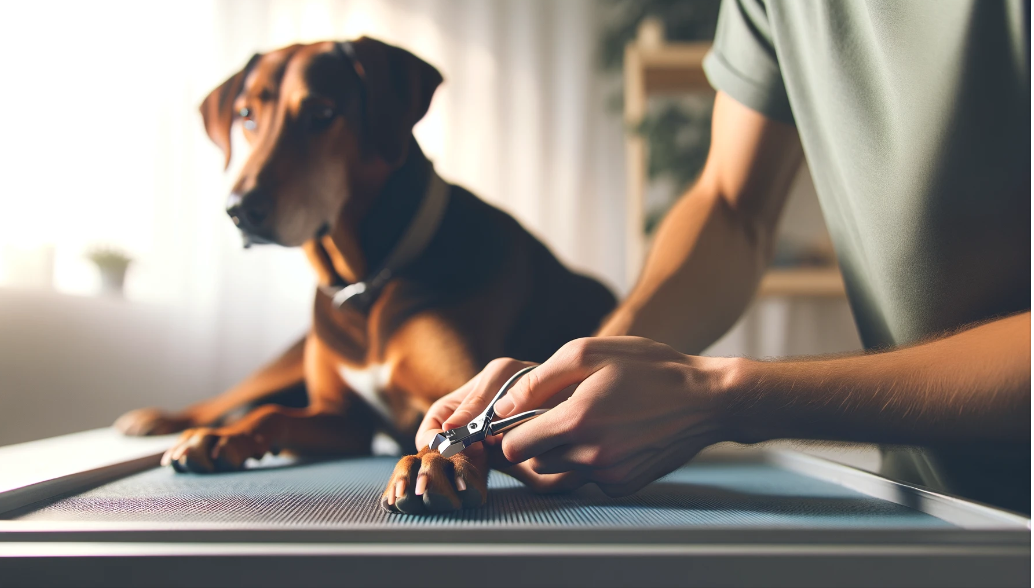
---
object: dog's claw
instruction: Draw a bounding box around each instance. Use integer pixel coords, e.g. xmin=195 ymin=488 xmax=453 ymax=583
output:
xmin=162 ymin=427 xmax=267 ymax=474
xmin=395 ymin=491 xmax=425 ymax=515
xmin=381 ymin=447 xmax=487 ymax=515
xmin=422 ymin=491 xmax=459 ymax=513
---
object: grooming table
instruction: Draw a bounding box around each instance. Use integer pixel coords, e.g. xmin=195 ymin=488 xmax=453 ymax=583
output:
xmin=0 ymin=430 xmax=1027 ymax=587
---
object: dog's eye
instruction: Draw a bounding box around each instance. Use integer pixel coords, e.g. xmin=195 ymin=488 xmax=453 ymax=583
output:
xmin=307 ymin=105 xmax=337 ymax=132
xmin=239 ymin=107 xmax=257 ymax=131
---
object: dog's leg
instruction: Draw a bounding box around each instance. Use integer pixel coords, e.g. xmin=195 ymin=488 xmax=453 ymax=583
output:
xmin=116 ymin=336 xmax=307 ymax=436
xmin=375 ymin=313 xmax=492 ymax=514
xmin=162 ymin=334 xmax=376 ymax=472
xmin=161 ymin=403 xmax=376 ymax=472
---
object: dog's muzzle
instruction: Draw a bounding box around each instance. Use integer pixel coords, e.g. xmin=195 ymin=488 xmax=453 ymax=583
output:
xmin=227 ymin=190 xmax=277 ymax=247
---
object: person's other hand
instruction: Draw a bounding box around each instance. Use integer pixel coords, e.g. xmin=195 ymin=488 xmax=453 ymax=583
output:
xmin=416 ymin=358 xmax=588 ymax=494
xmin=439 ymin=337 xmax=732 ymax=497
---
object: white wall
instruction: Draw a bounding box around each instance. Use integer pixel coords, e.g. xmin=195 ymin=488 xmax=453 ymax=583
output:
xmin=0 ymin=0 xmax=629 ymax=445
xmin=0 ymin=289 xmax=232 ymax=445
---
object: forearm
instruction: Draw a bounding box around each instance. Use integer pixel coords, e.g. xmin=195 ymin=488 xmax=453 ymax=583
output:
xmin=721 ymin=312 xmax=1031 ymax=446
xmin=599 ymin=93 xmax=803 ymax=354
xmin=599 ymin=183 xmax=772 ymax=354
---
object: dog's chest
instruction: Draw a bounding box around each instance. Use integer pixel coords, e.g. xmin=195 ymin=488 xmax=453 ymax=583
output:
xmin=337 ymin=363 xmax=394 ymax=420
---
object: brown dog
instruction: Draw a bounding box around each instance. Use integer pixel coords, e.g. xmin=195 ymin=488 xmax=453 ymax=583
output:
xmin=114 ymin=37 xmax=616 ymax=514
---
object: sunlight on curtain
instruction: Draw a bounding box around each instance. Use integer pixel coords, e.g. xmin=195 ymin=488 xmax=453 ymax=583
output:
xmin=0 ymin=0 xmax=626 ymax=412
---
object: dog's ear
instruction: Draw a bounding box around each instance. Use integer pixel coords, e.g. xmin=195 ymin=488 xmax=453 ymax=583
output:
xmin=199 ymin=53 xmax=262 ymax=170
xmin=350 ymin=37 xmax=443 ymax=166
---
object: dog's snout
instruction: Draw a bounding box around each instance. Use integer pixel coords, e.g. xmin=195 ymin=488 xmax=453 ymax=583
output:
xmin=226 ymin=190 xmax=271 ymax=229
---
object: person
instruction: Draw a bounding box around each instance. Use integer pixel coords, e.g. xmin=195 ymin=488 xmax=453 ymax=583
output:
xmin=419 ymin=0 xmax=1031 ymax=514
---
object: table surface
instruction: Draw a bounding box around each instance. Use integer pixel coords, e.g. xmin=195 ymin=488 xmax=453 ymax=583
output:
xmin=1 ymin=431 xmax=1028 ymax=588
xmin=0 ymin=428 xmax=174 ymax=495
xmin=10 ymin=456 xmax=954 ymax=529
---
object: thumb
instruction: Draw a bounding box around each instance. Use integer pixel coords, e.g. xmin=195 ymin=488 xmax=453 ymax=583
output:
xmin=494 ymin=340 xmax=598 ymax=417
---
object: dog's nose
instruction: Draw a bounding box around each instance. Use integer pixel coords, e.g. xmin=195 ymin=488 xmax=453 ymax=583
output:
xmin=226 ymin=190 xmax=270 ymax=229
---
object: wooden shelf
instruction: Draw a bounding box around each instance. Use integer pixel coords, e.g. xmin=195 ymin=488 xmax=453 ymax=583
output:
xmin=758 ymin=268 xmax=845 ymax=298
xmin=624 ymin=33 xmax=842 ymax=300
xmin=623 ymin=39 xmax=716 ymax=286
xmin=636 ymin=43 xmax=713 ymax=94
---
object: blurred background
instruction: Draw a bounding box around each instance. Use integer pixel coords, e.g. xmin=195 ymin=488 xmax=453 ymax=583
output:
xmin=0 ymin=0 xmax=860 ymax=447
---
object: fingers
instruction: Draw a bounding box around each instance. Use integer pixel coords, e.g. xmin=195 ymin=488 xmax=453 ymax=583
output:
xmin=595 ymin=453 xmax=682 ymax=498
xmin=416 ymin=387 xmax=469 ymax=449
xmin=519 ymin=444 xmax=676 ymax=497
xmin=498 ymin=401 xmax=576 ymax=463
xmin=497 ymin=360 xmax=619 ymax=465
xmin=499 ymin=460 xmax=589 ymax=494
xmin=493 ymin=339 xmax=601 ymax=418
xmin=416 ymin=427 xmax=444 ymax=453
xmin=420 ymin=383 xmax=474 ymax=433
xmin=442 ymin=358 xmax=535 ymax=430
xmin=526 ymin=444 xmax=596 ymax=475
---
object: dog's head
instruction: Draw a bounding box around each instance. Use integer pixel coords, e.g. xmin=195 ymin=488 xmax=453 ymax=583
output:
xmin=200 ymin=38 xmax=442 ymax=247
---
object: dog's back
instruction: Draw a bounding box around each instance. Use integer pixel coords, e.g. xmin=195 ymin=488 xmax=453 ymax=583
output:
xmin=312 ymin=151 xmax=616 ymax=379
xmin=419 ymin=181 xmax=616 ymax=365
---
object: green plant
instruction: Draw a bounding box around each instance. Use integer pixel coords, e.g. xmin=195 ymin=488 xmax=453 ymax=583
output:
xmin=637 ymin=98 xmax=712 ymax=233
xmin=599 ymin=0 xmax=721 ymax=74
xmin=86 ymin=246 xmax=132 ymax=269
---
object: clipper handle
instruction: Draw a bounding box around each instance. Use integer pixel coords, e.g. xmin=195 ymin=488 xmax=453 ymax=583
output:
xmin=488 ymin=409 xmax=550 ymax=435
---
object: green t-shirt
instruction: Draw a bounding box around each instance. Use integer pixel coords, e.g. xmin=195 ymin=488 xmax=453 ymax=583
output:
xmin=704 ymin=0 xmax=1030 ymax=513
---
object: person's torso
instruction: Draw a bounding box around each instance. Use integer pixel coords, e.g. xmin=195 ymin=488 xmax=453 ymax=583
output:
xmin=764 ymin=0 xmax=1030 ymax=514
xmin=768 ymin=0 xmax=1029 ymax=350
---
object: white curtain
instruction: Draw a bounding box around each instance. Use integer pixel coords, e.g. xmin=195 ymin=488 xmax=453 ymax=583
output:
xmin=0 ymin=0 xmax=863 ymax=447
xmin=0 ymin=0 xmax=628 ymax=436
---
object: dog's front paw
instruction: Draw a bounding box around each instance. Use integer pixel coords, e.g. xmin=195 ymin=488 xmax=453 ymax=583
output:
xmin=160 ymin=427 xmax=272 ymax=473
xmin=115 ymin=408 xmax=196 ymax=436
xmin=381 ymin=447 xmax=488 ymax=514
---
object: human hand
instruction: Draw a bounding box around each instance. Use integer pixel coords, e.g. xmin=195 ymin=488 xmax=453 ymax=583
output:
xmin=442 ymin=337 xmax=732 ymax=497
xmin=416 ymin=358 xmax=588 ymax=494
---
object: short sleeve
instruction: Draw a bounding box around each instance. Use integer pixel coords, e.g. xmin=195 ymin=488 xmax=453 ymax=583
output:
xmin=703 ymin=0 xmax=795 ymax=124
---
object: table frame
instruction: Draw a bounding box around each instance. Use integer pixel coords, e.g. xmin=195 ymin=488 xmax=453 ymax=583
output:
xmin=0 ymin=431 xmax=1028 ymax=587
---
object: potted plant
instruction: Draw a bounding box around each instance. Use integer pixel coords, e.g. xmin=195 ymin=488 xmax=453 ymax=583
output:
xmin=86 ymin=246 xmax=132 ymax=297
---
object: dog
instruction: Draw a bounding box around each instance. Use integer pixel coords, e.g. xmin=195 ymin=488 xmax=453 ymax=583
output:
xmin=114 ymin=37 xmax=616 ymax=514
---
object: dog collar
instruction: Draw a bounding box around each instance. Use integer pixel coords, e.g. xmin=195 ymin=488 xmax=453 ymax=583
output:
xmin=319 ymin=167 xmax=450 ymax=313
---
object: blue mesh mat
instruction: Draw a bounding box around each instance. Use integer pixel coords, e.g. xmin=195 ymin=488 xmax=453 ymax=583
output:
xmin=12 ymin=456 xmax=953 ymax=528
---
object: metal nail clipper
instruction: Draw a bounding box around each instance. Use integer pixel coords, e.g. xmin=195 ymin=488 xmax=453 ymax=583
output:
xmin=430 ymin=365 xmax=547 ymax=458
